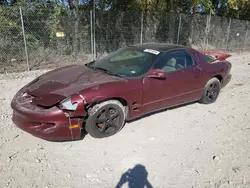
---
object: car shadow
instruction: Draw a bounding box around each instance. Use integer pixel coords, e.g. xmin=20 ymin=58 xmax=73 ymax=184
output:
xmin=48 ymin=128 xmax=88 ymax=143
xmin=64 ymin=101 xmax=197 ymax=141
xmin=127 ymin=101 xmax=197 ymax=124
xmin=49 ymin=101 xmax=197 ymax=142
xmin=115 ymin=164 xmax=153 ymax=188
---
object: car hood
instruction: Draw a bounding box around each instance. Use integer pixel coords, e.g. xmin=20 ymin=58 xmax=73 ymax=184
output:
xmin=26 ymin=65 xmax=124 ymax=106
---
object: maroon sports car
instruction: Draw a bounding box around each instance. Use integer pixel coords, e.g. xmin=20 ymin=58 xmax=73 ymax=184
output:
xmin=11 ymin=43 xmax=232 ymax=141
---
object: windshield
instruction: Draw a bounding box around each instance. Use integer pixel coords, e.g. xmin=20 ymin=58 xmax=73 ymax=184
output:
xmin=86 ymin=47 xmax=160 ymax=78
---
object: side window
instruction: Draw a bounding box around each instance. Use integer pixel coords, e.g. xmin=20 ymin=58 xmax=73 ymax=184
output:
xmin=153 ymin=50 xmax=196 ymax=73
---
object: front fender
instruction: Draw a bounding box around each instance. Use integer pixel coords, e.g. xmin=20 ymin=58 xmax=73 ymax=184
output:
xmin=79 ymin=79 xmax=143 ymax=119
xmin=83 ymin=93 xmax=119 ymax=107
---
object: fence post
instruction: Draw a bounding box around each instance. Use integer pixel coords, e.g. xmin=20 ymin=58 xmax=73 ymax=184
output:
xmin=90 ymin=10 xmax=94 ymax=61
xmin=225 ymin=18 xmax=232 ymax=51
xmin=243 ymin=21 xmax=249 ymax=52
xmin=140 ymin=12 xmax=144 ymax=44
xmin=204 ymin=10 xmax=211 ymax=50
xmin=93 ymin=3 xmax=96 ymax=60
xmin=20 ymin=7 xmax=29 ymax=71
xmin=206 ymin=10 xmax=211 ymax=50
xmin=177 ymin=13 xmax=182 ymax=44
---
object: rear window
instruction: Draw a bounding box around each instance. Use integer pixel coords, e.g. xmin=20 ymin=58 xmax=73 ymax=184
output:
xmin=199 ymin=52 xmax=214 ymax=63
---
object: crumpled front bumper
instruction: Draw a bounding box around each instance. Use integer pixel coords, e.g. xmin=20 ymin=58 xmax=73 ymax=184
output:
xmin=11 ymin=88 xmax=85 ymax=141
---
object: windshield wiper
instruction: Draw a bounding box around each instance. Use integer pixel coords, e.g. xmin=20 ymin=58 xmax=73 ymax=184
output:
xmin=94 ymin=67 xmax=122 ymax=78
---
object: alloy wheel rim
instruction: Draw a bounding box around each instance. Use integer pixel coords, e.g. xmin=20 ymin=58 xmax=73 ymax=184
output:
xmin=206 ymin=83 xmax=219 ymax=102
xmin=95 ymin=107 xmax=120 ymax=134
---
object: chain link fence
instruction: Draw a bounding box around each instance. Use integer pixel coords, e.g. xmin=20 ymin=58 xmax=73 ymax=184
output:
xmin=0 ymin=6 xmax=250 ymax=73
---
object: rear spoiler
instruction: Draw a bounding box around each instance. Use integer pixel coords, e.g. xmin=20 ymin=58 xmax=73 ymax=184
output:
xmin=199 ymin=50 xmax=232 ymax=61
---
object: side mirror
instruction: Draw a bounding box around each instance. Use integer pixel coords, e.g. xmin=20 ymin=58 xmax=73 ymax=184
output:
xmin=147 ymin=69 xmax=167 ymax=79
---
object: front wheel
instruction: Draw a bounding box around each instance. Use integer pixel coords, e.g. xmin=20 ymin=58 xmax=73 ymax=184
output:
xmin=85 ymin=100 xmax=126 ymax=138
xmin=199 ymin=77 xmax=221 ymax=104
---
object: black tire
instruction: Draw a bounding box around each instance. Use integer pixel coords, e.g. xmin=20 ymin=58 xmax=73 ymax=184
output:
xmin=199 ymin=77 xmax=221 ymax=104
xmin=85 ymin=100 xmax=126 ymax=138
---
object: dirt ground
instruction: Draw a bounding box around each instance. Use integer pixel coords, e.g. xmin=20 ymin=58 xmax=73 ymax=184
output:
xmin=0 ymin=53 xmax=250 ymax=188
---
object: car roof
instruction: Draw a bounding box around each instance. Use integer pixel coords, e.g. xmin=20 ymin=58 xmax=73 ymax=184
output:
xmin=131 ymin=43 xmax=187 ymax=52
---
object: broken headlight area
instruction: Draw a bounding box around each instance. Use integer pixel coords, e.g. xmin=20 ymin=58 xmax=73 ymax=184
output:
xmin=58 ymin=94 xmax=88 ymax=118
xmin=59 ymin=97 xmax=78 ymax=111
xmin=58 ymin=97 xmax=78 ymax=117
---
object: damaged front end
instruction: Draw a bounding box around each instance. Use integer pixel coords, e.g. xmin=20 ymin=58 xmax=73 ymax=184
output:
xmin=11 ymin=87 xmax=88 ymax=141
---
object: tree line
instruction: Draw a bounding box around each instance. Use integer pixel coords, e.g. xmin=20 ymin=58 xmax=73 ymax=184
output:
xmin=1 ymin=0 xmax=250 ymax=20
xmin=0 ymin=0 xmax=249 ymax=64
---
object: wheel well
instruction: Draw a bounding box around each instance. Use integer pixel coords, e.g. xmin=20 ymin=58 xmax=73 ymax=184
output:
xmin=111 ymin=97 xmax=128 ymax=107
xmin=214 ymin=75 xmax=223 ymax=83
xmin=85 ymin=97 xmax=129 ymax=118
xmin=109 ymin=97 xmax=129 ymax=119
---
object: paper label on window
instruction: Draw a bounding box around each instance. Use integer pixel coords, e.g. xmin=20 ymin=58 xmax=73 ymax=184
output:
xmin=143 ymin=49 xmax=160 ymax=55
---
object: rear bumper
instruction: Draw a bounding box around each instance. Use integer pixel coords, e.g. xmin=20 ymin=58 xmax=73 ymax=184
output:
xmin=222 ymin=74 xmax=232 ymax=88
xmin=11 ymin=89 xmax=83 ymax=141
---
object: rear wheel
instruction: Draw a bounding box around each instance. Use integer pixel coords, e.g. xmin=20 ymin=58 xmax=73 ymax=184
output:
xmin=200 ymin=77 xmax=221 ymax=104
xmin=85 ymin=100 xmax=125 ymax=138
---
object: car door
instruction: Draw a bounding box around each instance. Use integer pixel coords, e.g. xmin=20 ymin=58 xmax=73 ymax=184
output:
xmin=142 ymin=49 xmax=203 ymax=114
xmin=168 ymin=49 xmax=204 ymax=104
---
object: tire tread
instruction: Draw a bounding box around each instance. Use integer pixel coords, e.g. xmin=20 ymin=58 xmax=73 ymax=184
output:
xmin=85 ymin=100 xmax=125 ymax=138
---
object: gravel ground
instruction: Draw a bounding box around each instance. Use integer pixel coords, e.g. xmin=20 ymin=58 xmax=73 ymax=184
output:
xmin=0 ymin=53 xmax=250 ymax=188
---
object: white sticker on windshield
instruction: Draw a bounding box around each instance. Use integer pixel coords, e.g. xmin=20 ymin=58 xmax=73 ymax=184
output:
xmin=143 ymin=49 xmax=160 ymax=55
